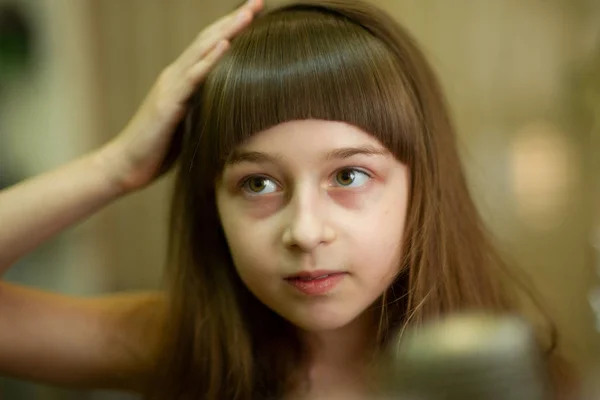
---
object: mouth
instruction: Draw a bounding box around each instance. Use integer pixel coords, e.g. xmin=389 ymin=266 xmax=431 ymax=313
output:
xmin=284 ymin=270 xmax=347 ymax=295
xmin=284 ymin=270 xmax=347 ymax=281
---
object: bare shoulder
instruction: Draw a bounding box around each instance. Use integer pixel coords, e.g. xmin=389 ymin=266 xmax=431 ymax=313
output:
xmin=0 ymin=281 xmax=166 ymax=392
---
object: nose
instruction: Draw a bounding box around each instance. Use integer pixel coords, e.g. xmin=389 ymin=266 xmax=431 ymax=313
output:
xmin=281 ymin=187 xmax=336 ymax=252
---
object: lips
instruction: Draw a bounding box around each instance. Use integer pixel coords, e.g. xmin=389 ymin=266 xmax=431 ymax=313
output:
xmin=284 ymin=271 xmax=347 ymax=295
xmin=285 ymin=270 xmax=345 ymax=280
xmin=294 ymin=274 xmax=336 ymax=281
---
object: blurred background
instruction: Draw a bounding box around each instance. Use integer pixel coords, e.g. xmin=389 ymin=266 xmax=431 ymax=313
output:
xmin=0 ymin=0 xmax=599 ymax=398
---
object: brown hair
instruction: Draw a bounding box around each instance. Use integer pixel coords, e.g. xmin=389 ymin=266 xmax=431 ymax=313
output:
xmin=147 ymin=1 xmax=561 ymax=399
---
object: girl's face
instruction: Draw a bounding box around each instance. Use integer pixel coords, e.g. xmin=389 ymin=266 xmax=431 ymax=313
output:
xmin=216 ymin=120 xmax=409 ymax=331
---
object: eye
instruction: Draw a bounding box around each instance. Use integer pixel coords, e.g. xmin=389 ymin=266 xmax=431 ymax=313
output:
xmin=333 ymin=168 xmax=371 ymax=188
xmin=241 ymin=176 xmax=279 ymax=195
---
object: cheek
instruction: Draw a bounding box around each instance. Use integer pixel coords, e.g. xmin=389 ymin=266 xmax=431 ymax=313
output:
xmin=217 ymin=201 xmax=248 ymax=268
xmin=349 ymin=203 xmax=406 ymax=279
xmin=220 ymin=222 xmax=257 ymax=272
xmin=218 ymin=204 xmax=277 ymax=280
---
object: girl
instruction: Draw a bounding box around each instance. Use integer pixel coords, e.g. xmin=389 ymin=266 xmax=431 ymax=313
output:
xmin=0 ymin=0 xmax=573 ymax=399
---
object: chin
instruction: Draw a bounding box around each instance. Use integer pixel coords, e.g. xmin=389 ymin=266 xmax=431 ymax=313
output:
xmin=282 ymin=309 xmax=364 ymax=332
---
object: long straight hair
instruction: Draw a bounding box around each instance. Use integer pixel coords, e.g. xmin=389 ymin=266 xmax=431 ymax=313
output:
xmin=147 ymin=1 xmax=561 ymax=399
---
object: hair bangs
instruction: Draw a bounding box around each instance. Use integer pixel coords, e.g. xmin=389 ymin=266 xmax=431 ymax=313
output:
xmin=200 ymin=6 xmax=419 ymax=170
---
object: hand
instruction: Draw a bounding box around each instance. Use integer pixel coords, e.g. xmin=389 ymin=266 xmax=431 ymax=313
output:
xmin=100 ymin=0 xmax=263 ymax=193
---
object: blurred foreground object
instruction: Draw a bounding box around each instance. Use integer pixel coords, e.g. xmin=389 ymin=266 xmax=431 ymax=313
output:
xmin=379 ymin=313 xmax=553 ymax=400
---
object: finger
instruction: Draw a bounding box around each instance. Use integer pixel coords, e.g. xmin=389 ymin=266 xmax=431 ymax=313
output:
xmin=245 ymin=0 xmax=264 ymax=14
xmin=175 ymin=0 xmax=262 ymax=70
xmin=191 ymin=0 xmax=264 ymax=60
xmin=195 ymin=1 xmax=263 ymax=56
xmin=171 ymin=40 xmax=230 ymax=102
xmin=175 ymin=10 xmax=249 ymax=70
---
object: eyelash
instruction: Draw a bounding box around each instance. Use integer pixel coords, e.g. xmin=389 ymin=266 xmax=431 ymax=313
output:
xmin=237 ymin=167 xmax=373 ymax=195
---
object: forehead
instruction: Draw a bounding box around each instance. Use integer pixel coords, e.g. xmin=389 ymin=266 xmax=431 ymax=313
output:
xmin=235 ymin=119 xmax=388 ymax=153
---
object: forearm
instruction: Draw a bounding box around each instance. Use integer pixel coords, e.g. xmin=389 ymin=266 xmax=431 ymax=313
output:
xmin=0 ymin=147 xmax=127 ymax=274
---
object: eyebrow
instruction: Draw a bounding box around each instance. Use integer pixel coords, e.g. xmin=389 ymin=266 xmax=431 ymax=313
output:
xmin=226 ymin=145 xmax=389 ymax=165
xmin=325 ymin=145 xmax=389 ymax=160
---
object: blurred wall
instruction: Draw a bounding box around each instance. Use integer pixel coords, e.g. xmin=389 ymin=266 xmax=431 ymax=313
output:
xmin=0 ymin=0 xmax=107 ymax=296
xmin=1 ymin=0 xmax=599 ymax=398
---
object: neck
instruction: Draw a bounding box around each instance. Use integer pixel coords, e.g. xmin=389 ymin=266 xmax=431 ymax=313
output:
xmin=285 ymin=311 xmax=379 ymax=399
xmin=299 ymin=310 xmax=378 ymax=394
xmin=303 ymin=312 xmax=376 ymax=367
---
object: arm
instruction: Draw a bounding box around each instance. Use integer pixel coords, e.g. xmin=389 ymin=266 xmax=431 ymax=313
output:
xmin=0 ymin=149 xmax=124 ymax=275
xmin=0 ymin=282 xmax=166 ymax=391
xmin=0 ymin=0 xmax=263 ymax=274
xmin=0 ymin=0 xmax=266 ymax=273
xmin=0 ymin=0 xmax=263 ymax=390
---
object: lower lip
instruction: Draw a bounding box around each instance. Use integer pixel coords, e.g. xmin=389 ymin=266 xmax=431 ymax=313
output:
xmin=285 ymin=273 xmax=346 ymax=295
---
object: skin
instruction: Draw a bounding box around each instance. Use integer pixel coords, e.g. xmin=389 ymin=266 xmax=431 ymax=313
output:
xmin=216 ymin=119 xmax=410 ymax=398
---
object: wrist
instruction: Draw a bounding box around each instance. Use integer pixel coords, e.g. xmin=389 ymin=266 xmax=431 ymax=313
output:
xmin=90 ymin=142 xmax=135 ymax=197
